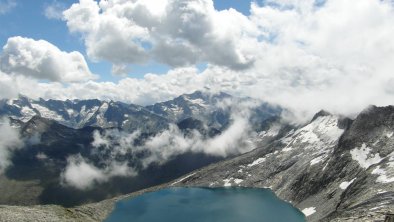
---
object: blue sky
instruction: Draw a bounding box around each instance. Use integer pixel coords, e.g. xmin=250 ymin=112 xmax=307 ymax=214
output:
xmin=0 ymin=0 xmax=254 ymax=82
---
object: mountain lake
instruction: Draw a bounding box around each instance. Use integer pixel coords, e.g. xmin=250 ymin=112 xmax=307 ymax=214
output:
xmin=105 ymin=187 xmax=306 ymax=222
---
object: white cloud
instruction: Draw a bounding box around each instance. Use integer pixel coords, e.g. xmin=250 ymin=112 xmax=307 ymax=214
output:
xmin=0 ymin=36 xmax=97 ymax=83
xmin=61 ymin=129 xmax=140 ymax=190
xmin=0 ymin=118 xmax=23 ymax=174
xmin=63 ymin=0 xmax=257 ymax=73
xmin=0 ymin=0 xmax=16 ymax=15
xmin=88 ymin=105 xmax=255 ymax=172
xmin=0 ymin=71 xmax=18 ymax=99
xmin=141 ymin=112 xmax=253 ymax=163
xmin=61 ymin=154 xmax=137 ymax=190
xmin=44 ymin=1 xmax=66 ymax=20
xmin=1 ymin=0 xmax=394 ymax=123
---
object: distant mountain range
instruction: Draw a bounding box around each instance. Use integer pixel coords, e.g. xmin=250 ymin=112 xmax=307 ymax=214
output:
xmin=0 ymin=91 xmax=280 ymax=132
xmin=0 ymin=91 xmax=282 ymax=207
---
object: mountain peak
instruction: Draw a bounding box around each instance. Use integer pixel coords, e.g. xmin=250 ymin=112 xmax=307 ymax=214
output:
xmin=310 ymin=110 xmax=332 ymax=122
xmin=22 ymin=115 xmax=57 ymax=134
xmin=183 ymin=90 xmax=232 ymax=100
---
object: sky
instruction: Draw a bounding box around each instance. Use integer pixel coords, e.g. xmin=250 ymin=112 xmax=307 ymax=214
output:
xmin=1 ymin=0 xmax=394 ymax=122
xmin=0 ymin=0 xmax=254 ymax=80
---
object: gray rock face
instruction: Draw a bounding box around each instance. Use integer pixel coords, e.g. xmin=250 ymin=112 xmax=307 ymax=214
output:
xmin=174 ymin=107 xmax=394 ymax=221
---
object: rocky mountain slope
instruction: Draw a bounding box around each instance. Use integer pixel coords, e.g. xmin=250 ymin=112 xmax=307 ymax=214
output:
xmin=175 ymin=106 xmax=394 ymax=221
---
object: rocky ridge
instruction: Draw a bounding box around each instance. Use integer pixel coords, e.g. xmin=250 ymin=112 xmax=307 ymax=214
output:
xmin=176 ymin=106 xmax=394 ymax=221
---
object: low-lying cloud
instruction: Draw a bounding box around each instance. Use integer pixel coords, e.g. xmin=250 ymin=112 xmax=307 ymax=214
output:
xmin=61 ymin=107 xmax=256 ymax=190
xmin=61 ymin=154 xmax=137 ymax=190
xmin=0 ymin=118 xmax=23 ymax=174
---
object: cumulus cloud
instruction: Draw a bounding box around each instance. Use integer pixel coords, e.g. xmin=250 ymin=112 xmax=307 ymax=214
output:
xmin=244 ymin=0 xmax=394 ymax=121
xmin=0 ymin=0 xmax=16 ymax=15
xmin=0 ymin=118 xmax=23 ymax=173
xmin=0 ymin=36 xmax=97 ymax=83
xmin=63 ymin=0 xmax=257 ymax=73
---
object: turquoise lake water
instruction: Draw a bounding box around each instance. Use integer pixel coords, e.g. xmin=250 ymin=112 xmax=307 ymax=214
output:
xmin=105 ymin=187 xmax=306 ymax=222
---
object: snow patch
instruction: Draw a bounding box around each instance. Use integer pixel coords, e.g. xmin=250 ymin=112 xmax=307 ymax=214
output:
xmin=298 ymin=116 xmax=344 ymax=145
xmin=339 ymin=178 xmax=356 ymax=190
xmin=282 ymin=146 xmax=293 ymax=152
xmin=310 ymin=155 xmax=326 ymax=166
xmin=322 ymin=161 xmax=329 ymax=171
xmin=66 ymin=109 xmax=75 ymax=117
xmin=372 ymin=166 xmax=394 ymax=184
xmin=122 ymin=119 xmax=129 ymax=127
xmin=299 ymin=130 xmax=320 ymax=144
xmin=259 ymin=124 xmax=281 ymax=138
xmin=186 ymin=98 xmax=208 ymax=107
xmin=31 ymin=103 xmax=64 ymax=122
xmin=387 ymin=132 xmax=393 ymax=138
xmin=223 ymin=178 xmax=232 ymax=187
xmin=248 ymin=158 xmax=266 ymax=167
xmin=209 ymin=182 xmax=218 ymax=187
xmin=223 ymin=178 xmax=244 ymax=186
xmin=171 ymin=173 xmax=196 ymax=185
xmin=170 ymin=104 xmax=183 ymax=114
xmin=370 ymin=206 xmax=385 ymax=211
xmin=20 ymin=106 xmax=36 ymax=121
xmin=350 ymin=144 xmax=383 ymax=169
xmin=7 ymin=99 xmax=23 ymax=108
xmin=302 ymin=207 xmax=316 ymax=217
xmin=99 ymin=102 xmax=109 ymax=112
xmin=234 ymin=179 xmax=243 ymax=184
xmin=280 ymin=116 xmax=343 ymax=160
xmin=6 ymin=99 xmax=14 ymax=106
xmin=78 ymin=105 xmax=100 ymax=126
